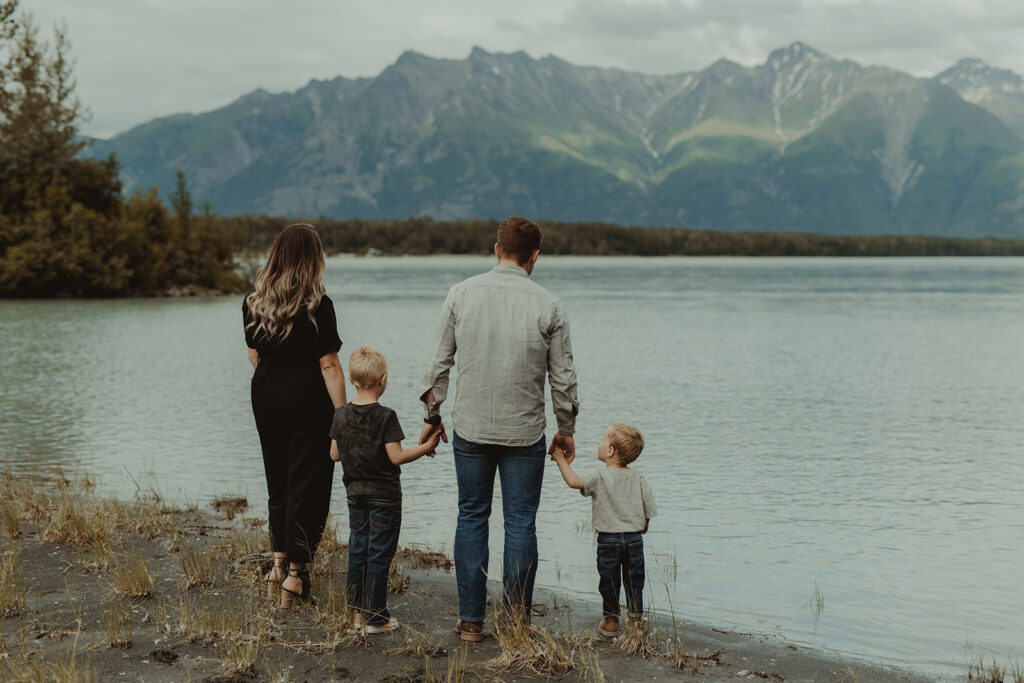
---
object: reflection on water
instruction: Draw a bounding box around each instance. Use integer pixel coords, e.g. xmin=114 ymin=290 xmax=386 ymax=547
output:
xmin=3 ymin=256 xmax=1023 ymax=679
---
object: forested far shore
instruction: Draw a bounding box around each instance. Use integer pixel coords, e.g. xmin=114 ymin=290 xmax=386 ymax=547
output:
xmin=231 ymin=215 xmax=1024 ymax=258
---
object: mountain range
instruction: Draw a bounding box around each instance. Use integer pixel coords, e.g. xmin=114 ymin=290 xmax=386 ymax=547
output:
xmin=88 ymin=44 xmax=1024 ymax=237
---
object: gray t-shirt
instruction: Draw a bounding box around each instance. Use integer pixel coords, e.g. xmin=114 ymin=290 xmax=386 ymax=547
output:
xmin=581 ymin=467 xmax=657 ymax=533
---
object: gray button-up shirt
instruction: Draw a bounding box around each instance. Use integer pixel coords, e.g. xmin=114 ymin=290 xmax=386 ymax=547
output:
xmin=420 ymin=264 xmax=579 ymax=446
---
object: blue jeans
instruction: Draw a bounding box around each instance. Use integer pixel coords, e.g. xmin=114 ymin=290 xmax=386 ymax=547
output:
xmin=452 ymin=431 xmax=546 ymax=623
xmin=596 ymin=532 xmax=645 ymax=619
xmin=347 ymin=497 xmax=401 ymax=626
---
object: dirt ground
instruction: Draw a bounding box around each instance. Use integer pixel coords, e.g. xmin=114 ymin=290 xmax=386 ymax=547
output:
xmin=0 ymin=476 xmax=934 ymax=682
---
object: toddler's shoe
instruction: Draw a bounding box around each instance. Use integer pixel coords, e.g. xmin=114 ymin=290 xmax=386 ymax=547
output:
xmin=598 ymin=616 xmax=618 ymax=638
xmin=365 ymin=617 xmax=399 ymax=634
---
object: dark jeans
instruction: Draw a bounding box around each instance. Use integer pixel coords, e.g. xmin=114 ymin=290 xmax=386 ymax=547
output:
xmin=251 ymin=362 xmax=335 ymax=564
xmin=596 ymin=532 xmax=645 ymax=619
xmin=347 ymin=496 xmax=401 ymax=626
xmin=452 ymin=431 xmax=546 ymax=623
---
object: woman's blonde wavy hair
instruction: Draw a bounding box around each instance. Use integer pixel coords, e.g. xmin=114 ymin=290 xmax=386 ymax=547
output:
xmin=245 ymin=224 xmax=326 ymax=341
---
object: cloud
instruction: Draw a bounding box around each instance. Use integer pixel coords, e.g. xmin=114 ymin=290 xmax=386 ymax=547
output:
xmin=25 ymin=0 xmax=1024 ymax=137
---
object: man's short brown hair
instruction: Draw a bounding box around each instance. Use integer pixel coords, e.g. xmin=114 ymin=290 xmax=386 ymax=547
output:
xmin=349 ymin=346 xmax=387 ymax=389
xmin=496 ymin=216 xmax=542 ymax=265
xmin=607 ymin=422 xmax=644 ymax=465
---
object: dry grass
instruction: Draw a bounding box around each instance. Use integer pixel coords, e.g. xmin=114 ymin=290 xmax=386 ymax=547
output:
xmin=42 ymin=493 xmax=110 ymax=549
xmin=106 ymin=497 xmax=179 ymax=539
xmin=314 ymin=579 xmax=360 ymax=648
xmin=0 ymin=550 xmax=26 ymax=617
xmin=219 ymin=621 xmax=262 ymax=679
xmin=397 ymin=626 xmax=445 ymax=659
xmin=0 ymin=635 xmax=96 ymax=683
xmin=579 ymin=649 xmax=606 ymax=682
xmin=487 ymin=609 xmax=576 ymax=677
xmin=615 ymin=617 xmax=658 ymax=658
xmin=389 ymin=555 xmax=411 ymax=593
xmin=1 ymin=496 xmax=22 ymax=538
xmin=105 ymin=601 xmax=133 ymax=648
xmin=835 ymin=655 xmax=861 ymax=683
xmin=969 ymin=656 xmax=1024 ymax=683
xmin=396 ymin=545 xmax=454 ymax=571
xmin=211 ymin=495 xmax=249 ymax=520
xmin=311 ymin=519 xmax=346 ymax=577
xmin=110 ymin=546 xmax=153 ymax=598
xmin=179 ymin=542 xmax=217 ymax=588
xmin=423 ymin=642 xmax=470 ymax=683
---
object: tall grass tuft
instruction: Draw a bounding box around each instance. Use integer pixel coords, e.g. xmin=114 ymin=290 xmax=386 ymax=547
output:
xmin=487 ymin=608 xmax=575 ymax=677
xmin=424 ymin=642 xmax=470 ymax=683
xmin=615 ymin=616 xmax=658 ymax=657
xmin=105 ymin=601 xmax=133 ymax=648
xmin=0 ymin=550 xmax=26 ymax=617
xmin=111 ymin=546 xmax=153 ymax=598
xmin=179 ymin=542 xmax=217 ymax=589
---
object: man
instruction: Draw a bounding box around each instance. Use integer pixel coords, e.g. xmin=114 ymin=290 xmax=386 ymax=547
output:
xmin=419 ymin=216 xmax=579 ymax=642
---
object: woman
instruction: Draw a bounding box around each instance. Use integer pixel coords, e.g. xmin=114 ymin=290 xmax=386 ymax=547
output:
xmin=243 ymin=224 xmax=346 ymax=607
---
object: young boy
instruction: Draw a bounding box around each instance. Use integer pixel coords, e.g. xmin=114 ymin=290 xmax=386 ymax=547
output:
xmin=551 ymin=422 xmax=656 ymax=638
xmin=330 ymin=346 xmax=441 ymax=633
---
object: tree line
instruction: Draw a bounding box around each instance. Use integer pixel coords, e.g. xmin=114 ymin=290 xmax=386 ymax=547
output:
xmin=2 ymin=0 xmax=1022 ymax=299
xmin=229 ymin=214 xmax=1024 ymax=258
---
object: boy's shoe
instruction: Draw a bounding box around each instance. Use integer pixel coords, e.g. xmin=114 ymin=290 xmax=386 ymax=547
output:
xmin=455 ymin=620 xmax=485 ymax=642
xmin=598 ymin=617 xmax=619 ymax=638
xmin=365 ymin=617 xmax=399 ymax=634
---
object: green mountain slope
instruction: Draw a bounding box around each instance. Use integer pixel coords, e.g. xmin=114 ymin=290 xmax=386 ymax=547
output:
xmin=88 ymin=44 xmax=1024 ymax=238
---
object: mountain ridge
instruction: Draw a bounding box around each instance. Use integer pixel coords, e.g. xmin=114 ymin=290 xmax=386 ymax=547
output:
xmin=88 ymin=44 xmax=1024 ymax=237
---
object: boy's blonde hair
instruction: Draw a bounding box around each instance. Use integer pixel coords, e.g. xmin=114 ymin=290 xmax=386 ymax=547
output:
xmin=607 ymin=422 xmax=644 ymax=465
xmin=348 ymin=346 xmax=387 ymax=388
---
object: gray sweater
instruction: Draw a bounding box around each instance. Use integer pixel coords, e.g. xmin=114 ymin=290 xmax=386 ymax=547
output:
xmin=582 ymin=467 xmax=657 ymax=533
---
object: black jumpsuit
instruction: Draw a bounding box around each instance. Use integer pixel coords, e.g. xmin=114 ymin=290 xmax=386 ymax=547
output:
xmin=243 ymin=294 xmax=342 ymax=564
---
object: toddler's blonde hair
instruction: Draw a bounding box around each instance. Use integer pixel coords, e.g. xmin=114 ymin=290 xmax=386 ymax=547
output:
xmin=349 ymin=346 xmax=387 ymax=389
xmin=607 ymin=422 xmax=644 ymax=465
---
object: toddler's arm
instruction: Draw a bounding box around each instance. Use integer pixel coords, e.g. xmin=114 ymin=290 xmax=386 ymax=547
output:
xmin=642 ymin=518 xmax=649 ymax=534
xmin=330 ymin=439 xmax=340 ymax=462
xmin=386 ymin=428 xmax=441 ymax=465
xmin=552 ymin=448 xmax=584 ymax=490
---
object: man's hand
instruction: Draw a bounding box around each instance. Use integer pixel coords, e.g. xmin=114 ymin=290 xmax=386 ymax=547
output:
xmin=549 ymin=433 xmax=575 ymax=464
xmin=419 ymin=420 xmax=448 ymax=456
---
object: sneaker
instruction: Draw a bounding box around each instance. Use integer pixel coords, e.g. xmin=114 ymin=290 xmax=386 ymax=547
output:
xmin=365 ymin=617 xmax=399 ymax=634
xmin=454 ymin=620 xmax=485 ymax=642
xmin=598 ymin=617 xmax=619 ymax=638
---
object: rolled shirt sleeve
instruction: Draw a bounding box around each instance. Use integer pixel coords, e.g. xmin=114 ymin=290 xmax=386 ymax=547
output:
xmin=547 ymin=302 xmax=579 ymax=436
xmin=419 ymin=288 xmax=458 ymax=420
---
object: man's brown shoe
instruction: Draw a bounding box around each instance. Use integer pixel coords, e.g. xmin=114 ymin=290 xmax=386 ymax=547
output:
xmin=455 ymin=620 xmax=484 ymax=642
xmin=598 ymin=616 xmax=619 ymax=638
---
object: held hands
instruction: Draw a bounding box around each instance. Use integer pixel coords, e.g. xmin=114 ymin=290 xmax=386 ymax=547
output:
xmin=419 ymin=419 xmax=448 ymax=457
xmin=548 ymin=433 xmax=575 ymax=464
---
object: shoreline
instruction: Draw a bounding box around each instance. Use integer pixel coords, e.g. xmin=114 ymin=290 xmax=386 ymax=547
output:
xmin=0 ymin=473 xmax=937 ymax=682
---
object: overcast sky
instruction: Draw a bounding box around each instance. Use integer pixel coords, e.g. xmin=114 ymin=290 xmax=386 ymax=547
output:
xmin=27 ymin=0 xmax=1024 ymax=138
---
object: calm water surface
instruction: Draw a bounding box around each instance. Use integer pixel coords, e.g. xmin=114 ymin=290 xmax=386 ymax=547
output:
xmin=2 ymin=256 xmax=1023 ymax=678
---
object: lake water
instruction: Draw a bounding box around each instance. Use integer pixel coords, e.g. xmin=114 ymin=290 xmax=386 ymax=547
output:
xmin=2 ymin=256 xmax=1022 ymax=678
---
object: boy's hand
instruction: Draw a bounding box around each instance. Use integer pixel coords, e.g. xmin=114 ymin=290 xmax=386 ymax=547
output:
xmin=419 ymin=419 xmax=448 ymax=456
xmin=424 ymin=427 xmax=442 ymax=457
xmin=549 ymin=433 xmax=575 ymax=464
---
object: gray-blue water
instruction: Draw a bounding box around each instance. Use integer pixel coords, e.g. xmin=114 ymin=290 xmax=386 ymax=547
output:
xmin=2 ymin=256 xmax=1022 ymax=678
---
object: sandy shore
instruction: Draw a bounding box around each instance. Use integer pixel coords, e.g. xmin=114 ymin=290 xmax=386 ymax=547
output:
xmin=0 ymin=474 xmax=934 ymax=682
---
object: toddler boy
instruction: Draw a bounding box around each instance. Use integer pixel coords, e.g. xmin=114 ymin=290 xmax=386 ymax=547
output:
xmin=330 ymin=346 xmax=441 ymax=633
xmin=551 ymin=422 xmax=656 ymax=638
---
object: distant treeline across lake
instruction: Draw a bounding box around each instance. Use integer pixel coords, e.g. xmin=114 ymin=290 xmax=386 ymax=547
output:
xmin=231 ymin=215 xmax=1024 ymax=258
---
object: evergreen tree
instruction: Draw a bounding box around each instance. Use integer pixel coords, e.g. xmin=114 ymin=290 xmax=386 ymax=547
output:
xmin=0 ymin=0 xmax=244 ymax=297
